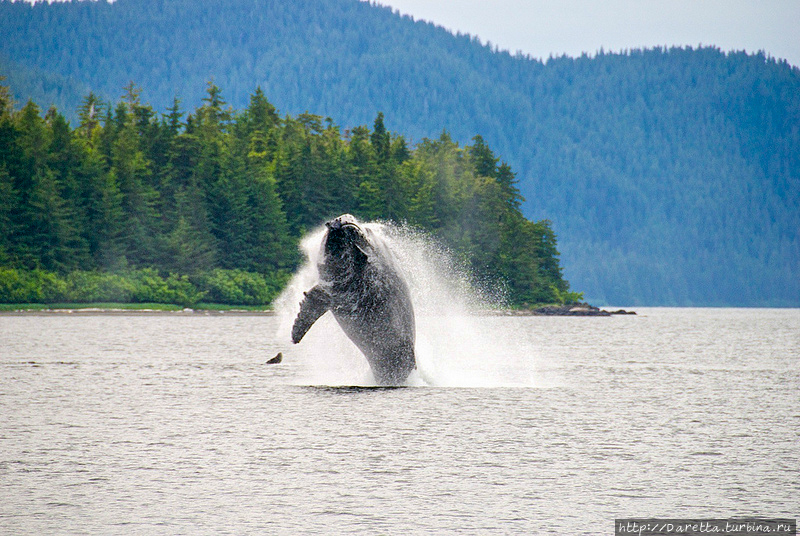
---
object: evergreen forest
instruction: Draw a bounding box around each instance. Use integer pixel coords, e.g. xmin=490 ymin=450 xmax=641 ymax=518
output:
xmin=0 ymin=80 xmax=573 ymax=307
xmin=1 ymin=0 xmax=798 ymax=306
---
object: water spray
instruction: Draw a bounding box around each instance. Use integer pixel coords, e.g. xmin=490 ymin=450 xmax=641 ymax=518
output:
xmin=272 ymin=220 xmax=537 ymax=387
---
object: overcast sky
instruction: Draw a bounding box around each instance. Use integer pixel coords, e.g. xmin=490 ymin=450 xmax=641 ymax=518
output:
xmin=373 ymin=0 xmax=800 ymax=67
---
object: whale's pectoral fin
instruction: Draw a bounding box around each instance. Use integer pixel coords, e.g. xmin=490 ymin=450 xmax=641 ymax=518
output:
xmin=291 ymin=285 xmax=332 ymax=343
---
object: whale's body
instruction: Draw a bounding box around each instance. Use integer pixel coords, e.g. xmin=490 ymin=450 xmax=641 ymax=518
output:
xmin=291 ymin=215 xmax=416 ymax=385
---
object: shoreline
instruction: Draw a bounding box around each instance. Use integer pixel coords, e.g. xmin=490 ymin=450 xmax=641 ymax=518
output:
xmin=0 ymin=307 xmax=277 ymax=316
xmin=0 ymin=303 xmax=635 ymax=316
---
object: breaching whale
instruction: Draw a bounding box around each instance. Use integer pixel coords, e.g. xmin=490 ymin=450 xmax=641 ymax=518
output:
xmin=291 ymin=214 xmax=416 ymax=385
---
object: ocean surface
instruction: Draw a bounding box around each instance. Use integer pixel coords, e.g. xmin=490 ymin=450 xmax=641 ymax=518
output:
xmin=1 ymin=308 xmax=798 ymax=534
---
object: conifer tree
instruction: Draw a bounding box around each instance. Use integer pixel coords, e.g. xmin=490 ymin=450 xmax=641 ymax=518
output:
xmin=163 ymin=97 xmax=184 ymax=138
xmin=370 ymin=112 xmax=390 ymax=163
xmin=469 ymin=135 xmax=498 ymax=178
xmin=403 ymin=158 xmax=438 ymax=229
xmin=77 ymin=92 xmax=103 ymax=135
xmin=111 ymin=101 xmax=161 ymax=266
xmin=0 ymin=166 xmax=17 ymax=266
xmin=496 ymin=162 xmax=523 ymax=211
xmin=0 ymin=81 xmax=20 ymax=265
xmin=274 ymin=117 xmax=307 ymax=232
xmin=13 ymin=101 xmax=52 ymax=268
xmin=350 ymin=125 xmax=381 ymax=220
xmin=26 ymin=167 xmax=77 ymax=271
xmin=163 ymin=183 xmax=217 ymax=273
xmin=243 ymin=152 xmax=296 ymax=272
xmin=243 ymin=87 xmax=279 ymax=134
xmin=82 ymin=140 xmax=125 ymax=270
xmin=46 ymin=109 xmax=91 ymax=268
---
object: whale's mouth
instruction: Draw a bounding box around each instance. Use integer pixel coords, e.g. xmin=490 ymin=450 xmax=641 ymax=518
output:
xmin=335 ymin=222 xmax=360 ymax=232
xmin=324 ymin=215 xmax=366 ymax=258
xmin=326 ymin=224 xmax=361 ymax=240
xmin=326 ymin=214 xmax=361 ymax=232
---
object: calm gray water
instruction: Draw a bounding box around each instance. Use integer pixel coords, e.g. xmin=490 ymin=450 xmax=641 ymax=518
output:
xmin=1 ymin=308 xmax=798 ymax=534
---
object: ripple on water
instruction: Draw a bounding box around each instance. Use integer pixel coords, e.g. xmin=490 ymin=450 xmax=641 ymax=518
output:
xmin=0 ymin=308 xmax=797 ymax=534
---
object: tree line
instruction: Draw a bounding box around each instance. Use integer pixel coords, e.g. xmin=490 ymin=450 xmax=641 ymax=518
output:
xmin=0 ymin=80 xmax=575 ymax=307
xmin=2 ymin=0 xmax=797 ymax=306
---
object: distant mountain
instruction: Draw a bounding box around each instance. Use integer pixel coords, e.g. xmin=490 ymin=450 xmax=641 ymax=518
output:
xmin=2 ymin=0 xmax=798 ymax=306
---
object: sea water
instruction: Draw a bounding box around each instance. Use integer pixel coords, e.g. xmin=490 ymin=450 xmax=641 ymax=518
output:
xmin=1 ymin=308 xmax=798 ymax=534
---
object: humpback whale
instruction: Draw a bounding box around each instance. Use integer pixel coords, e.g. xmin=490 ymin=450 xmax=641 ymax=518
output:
xmin=291 ymin=214 xmax=416 ymax=385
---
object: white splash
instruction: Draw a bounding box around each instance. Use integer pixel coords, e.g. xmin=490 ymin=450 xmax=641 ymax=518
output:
xmin=273 ymin=220 xmax=540 ymax=387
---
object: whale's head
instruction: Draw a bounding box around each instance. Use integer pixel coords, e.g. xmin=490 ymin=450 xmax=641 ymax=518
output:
xmin=320 ymin=214 xmax=372 ymax=278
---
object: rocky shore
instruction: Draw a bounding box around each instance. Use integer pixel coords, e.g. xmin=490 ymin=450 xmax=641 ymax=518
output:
xmin=496 ymin=304 xmax=636 ymax=316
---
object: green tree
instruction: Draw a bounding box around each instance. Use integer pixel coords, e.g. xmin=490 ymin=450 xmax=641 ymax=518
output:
xmin=46 ymin=109 xmax=91 ymax=268
xmin=469 ymin=135 xmax=498 ymax=179
xmin=25 ymin=167 xmax=78 ymax=271
xmin=162 ymin=184 xmax=217 ymax=273
xmin=370 ymin=112 xmax=390 ymax=163
xmin=162 ymin=97 xmax=184 ymax=138
xmin=242 ymin=87 xmax=279 ymax=135
xmin=13 ymin=101 xmax=53 ymax=268
xmin=0 ymin=80 xmax=20 ymax=266
xmin=242 ymin=155 xmax=297 ymax=272
xmin=0 ymin=166 xmax=17 ymax=265
xmin=77 ymin=92 xmax=104 ymax=136
xmin=110 ymin=101 xmax=161 ymax=266
xmin=496 ymin=162 xmax=523 ymax=212
xmin=349 ymin=125 xmax=381 ymax=220
xmin=84 ymin=147 xmax=126 ymax=270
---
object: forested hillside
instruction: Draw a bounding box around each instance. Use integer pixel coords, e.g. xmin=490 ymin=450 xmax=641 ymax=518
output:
xmin=0 ymin=55 xmax=89 ymax=118
xmin=1 ymin=0 xmax=798 ymax=305
xmin=0 ymin=80 xmax=572 ymax=306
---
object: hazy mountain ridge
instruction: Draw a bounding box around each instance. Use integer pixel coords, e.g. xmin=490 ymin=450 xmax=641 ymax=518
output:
xmin=1 ymin=0 xmax=798 ymax=305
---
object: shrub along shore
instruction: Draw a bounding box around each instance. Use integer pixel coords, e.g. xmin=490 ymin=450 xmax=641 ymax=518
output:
xmin=0 ymin=303 xmax=272 ymax=313
xmin=0 ymin=267 xmax=600 ymax=314
xmin=0 ymin=267 xmax=288 ymax=309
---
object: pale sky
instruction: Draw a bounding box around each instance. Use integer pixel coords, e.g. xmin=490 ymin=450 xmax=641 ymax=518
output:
xmin=373 ymin=0 xmax=800 ymax=67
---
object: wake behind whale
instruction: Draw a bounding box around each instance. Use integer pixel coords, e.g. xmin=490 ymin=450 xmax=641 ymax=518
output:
xmin=273 ymin=216 xmax=538 ymax=387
